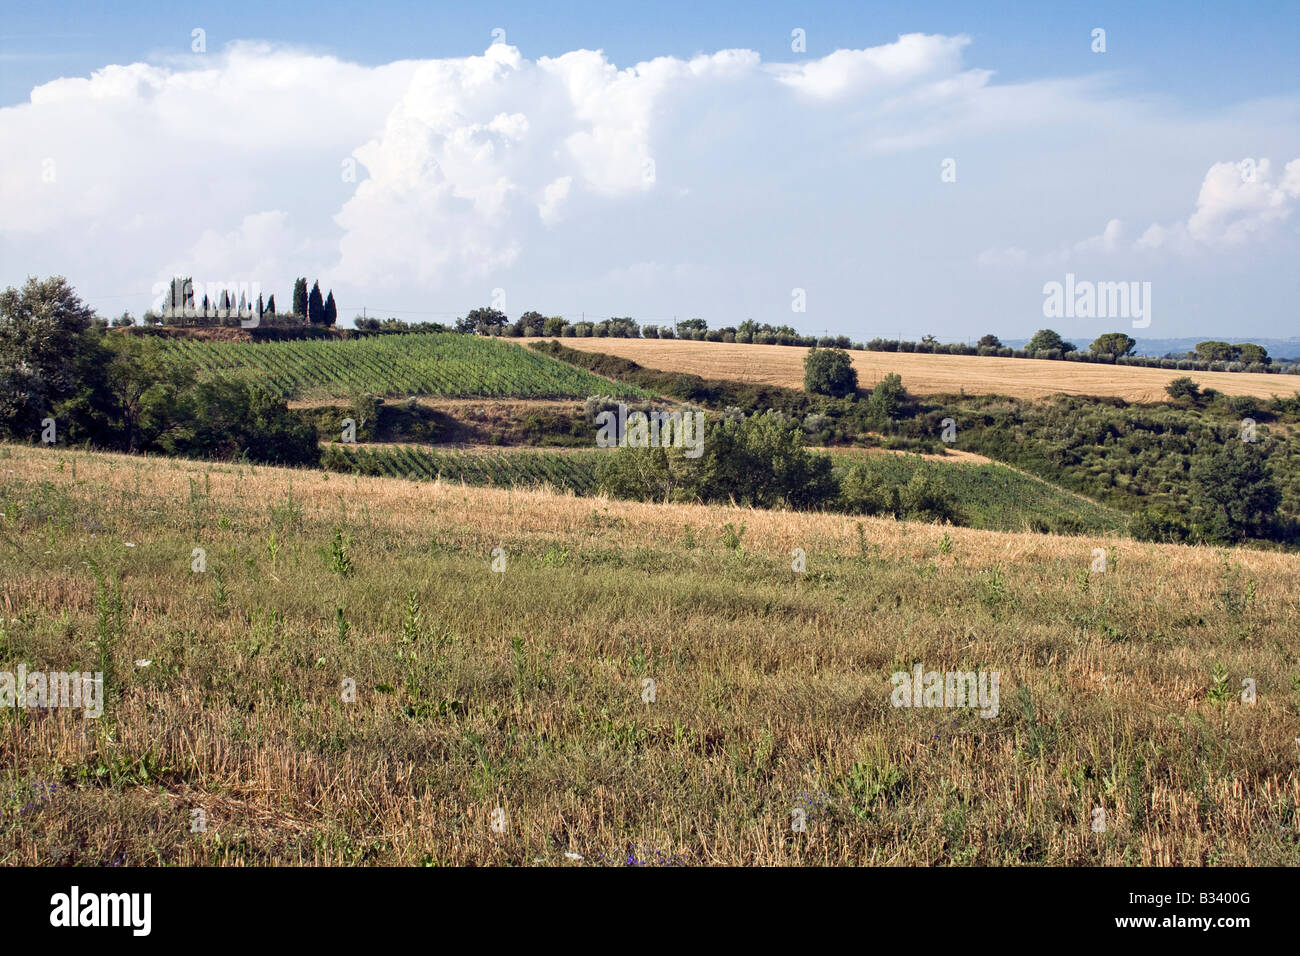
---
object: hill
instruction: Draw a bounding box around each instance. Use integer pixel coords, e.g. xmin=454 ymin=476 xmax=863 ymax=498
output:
xmin=161 ymin=332 xmax=647 ymax=401
xmin=525 ymin=337 xmax=1299 ymax=403
xmin=1 ymin=442 xmax=1295 ymax=865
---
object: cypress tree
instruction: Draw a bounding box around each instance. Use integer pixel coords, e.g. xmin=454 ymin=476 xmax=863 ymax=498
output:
xmin=307 ymin=281 xmax=325 ymax=326
xmin=324 ymin=290 xmax=337 ymax=327
xmin=266 ymin=294 xmax=276 ymax=315
xmin=293 ymin=278 xmax=308 ymax=318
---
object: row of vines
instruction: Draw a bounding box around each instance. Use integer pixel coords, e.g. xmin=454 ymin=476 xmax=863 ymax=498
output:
xmin=320 ymin=444 xmax=606 ymax=494
xmin=163 ymin=333 xmax=648 ymax=401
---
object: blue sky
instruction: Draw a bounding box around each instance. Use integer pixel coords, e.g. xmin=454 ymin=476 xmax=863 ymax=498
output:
xmin=2 ymin=0 xmax=1298 ymax=341
xmin=4 ymin=0 xmax=1297 ymax=108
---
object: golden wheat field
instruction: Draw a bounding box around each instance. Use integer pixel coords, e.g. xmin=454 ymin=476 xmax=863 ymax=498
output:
xmin=525 ymin=337 xmax=1298 ymax=403
xmin=0 ymin=442 xmax=1297 ymax=865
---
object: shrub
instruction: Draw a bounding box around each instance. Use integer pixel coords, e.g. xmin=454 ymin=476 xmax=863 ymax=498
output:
xmin=1166 ymin=377 xmax=1201 ymax=401
xmin=838 ymin=462 xmax=891 ymax=515
xmin=598 ymin=411 xmax=836 ymax=510
xmin=899 ymin=465 xmax=965 ymax=524
xmin=1190 ymin=441 xmax=1280 ymax=542
xmin=1130 ymin=506 xmax=1190 ymax=543
xmin=803 ymin=346 xmax=859 ymax=398
xmin=867 ymin=372 xmax=906 ymax=423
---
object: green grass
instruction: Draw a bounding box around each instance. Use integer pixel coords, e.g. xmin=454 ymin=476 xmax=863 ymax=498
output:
xmin=162 ymin=333 xmax=650 ymax=401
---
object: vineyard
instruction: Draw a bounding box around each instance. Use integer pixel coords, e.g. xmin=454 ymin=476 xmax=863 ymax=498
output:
xmin=321 ymin=443 xmax=605 ymax=494
xmin=322 ymin=442 xmax=1125 ymax=535
xmin=161 ymin=333 xmax=648 ymax=400
xmin=826 ymin=450 xmax=1128 ymax=535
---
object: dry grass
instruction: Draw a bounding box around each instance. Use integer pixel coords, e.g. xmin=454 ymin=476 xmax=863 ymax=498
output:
xmin=525 ymin=337 xmax=1299 ymax=403
xmin=1 ymin=442 xmax=1297 ymax=866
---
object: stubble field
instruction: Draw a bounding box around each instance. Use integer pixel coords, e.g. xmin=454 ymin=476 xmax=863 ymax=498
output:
xmin=0 ymin=442 xmax=1297 ymax=865
xmin=526 ymin=337 xmax=1294 ymax=403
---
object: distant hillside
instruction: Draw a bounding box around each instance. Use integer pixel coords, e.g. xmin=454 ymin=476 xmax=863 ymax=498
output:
xmin=532 ymin=337 xmax=1298 ymax=403
xmin=999 ymin=337 xmax=1300 ymax=359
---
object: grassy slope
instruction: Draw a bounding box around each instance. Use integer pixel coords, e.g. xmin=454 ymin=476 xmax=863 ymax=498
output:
xmin=1 ymin=442 xmax=1296 ymax=865
xmin=525 ymin=336 xmax=1299 ymax=403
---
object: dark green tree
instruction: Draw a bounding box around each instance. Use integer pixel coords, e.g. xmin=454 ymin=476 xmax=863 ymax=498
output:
xmin=307 ymin=281 xmax=325 ymax=326
xmin=458 ymin=307 xmax=508 ymax=335
xmin=515 ymin=310 xmax=546 ymax=336
xmin=803 ymin=346 xmax=858 ymax=398
xmin=1194 ymin=340 xmax=1236 ymax=362
xmin=1236 ymin=343 xmax=1269 ymax=365
xmin=1190 ymin=441 xmax=1280 ymax=542
xmin=867 ymin=372 xmax=906 ymax=423
xmin=0 ymin=276 xmax=114 ymax=443
xmin=324 ymin=291 xmax=338 ymax=327
xmin=597 ymin=411 xmax=835 ymax=509
xmin=1090 ymin=332 xmax=1136 ymax=357
xmin=165 ymin=276 xmax=193 ymax=318
xmin=292 ymin=278 xmax=308 ymax=318
xmin=1027 ymin=329 xmax=1076 ymax=354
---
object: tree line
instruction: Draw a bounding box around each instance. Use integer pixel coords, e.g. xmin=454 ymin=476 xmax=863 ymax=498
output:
xmin=141 ymin=276 xmax=337 ymax=328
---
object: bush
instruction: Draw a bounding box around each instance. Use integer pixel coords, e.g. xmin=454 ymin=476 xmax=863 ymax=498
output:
xmin=598 ymin=410 xmax=835 ymax=509
xmin=867 ymin=372 xmax=906 ymax=423
xmin=1190 ymin=441 xmax=1280 ymax=542
xmin=1166 ymin=377 xmax=1201 ymax=401
xmin=899 ymin=465 xmax=964 ymax=524
xmin=838 ymin=462 xmax=892 ymax=516
xmin=803 ymin=346 xmax=858 ymax=398
xmin=1130 ymin=506 xmax=1189 ymax=543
